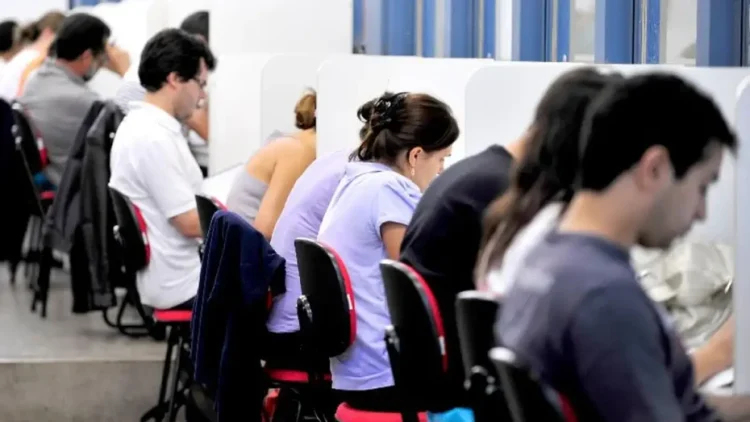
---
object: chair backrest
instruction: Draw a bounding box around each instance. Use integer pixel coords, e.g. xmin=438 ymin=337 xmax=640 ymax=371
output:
xmin=10 ymin=102 xmax=45 ymax=174
xmin=380 ymin=259 xmax=447 ymax=399
xmin=195 ymin=194 xmax=226 ymax=237
xmin=12 ymin=135 xmax=44 ymax=217
xmin=295 ymin=237 xmax=355 ymax=357
xmin=489 ymin=347 xmax=575 ymax=422
xmin=109 ymin=187 xmax=150 ymax=273
xmin=455 ymin=290 xmax=500 ymax=381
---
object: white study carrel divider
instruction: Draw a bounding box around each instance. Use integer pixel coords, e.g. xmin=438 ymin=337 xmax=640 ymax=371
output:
xmin=316 ymin=55 xmax=491 ymax=161
xmin=464 ymin=61 xmax=750 ymax=393
xmin=733 ymin=76 xmax=750 ymax=394
xmin=208 ymin=53 xmax=274 ymax=175
xmin=260 ymin=54 xmax=329 ymax=142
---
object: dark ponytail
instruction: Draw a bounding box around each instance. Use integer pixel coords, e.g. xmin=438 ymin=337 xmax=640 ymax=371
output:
xmin=351 ymin=91 xmax=459 ymax=163
xmin=19 ymin=22 xmax=40 ymax=43
xmin=478 ymin=67 xmax=624 ymax=271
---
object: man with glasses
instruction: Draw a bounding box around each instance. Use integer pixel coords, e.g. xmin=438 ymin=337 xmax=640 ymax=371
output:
xmin=114 ymin=11 xmax=211 ymax=175
xmin=109 ymin=29 xmax=216 ymax=311
xmin=20 ymin=13 xmax=130 ymax=187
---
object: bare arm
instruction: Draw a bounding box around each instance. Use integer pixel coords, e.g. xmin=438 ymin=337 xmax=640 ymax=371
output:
xmin=693 ymin=315 xmax=734 ymax=386
xmin=381 ymin=223 xmax=407 ymax=260
xmin=253 ymin=152 xmax=310 ymax=240
xmin=170 ymin=208 xmax=202 ymax=239
xmin=706 ymin=395 xmax=750 ymax=422
xmin=186 ymin=104 xmax=209 ymax=141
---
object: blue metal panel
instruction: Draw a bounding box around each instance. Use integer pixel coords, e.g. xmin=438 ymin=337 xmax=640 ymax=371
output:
xmin=696 ymin=0 xmax=743 ymax=66
xmin=382 ymin=0 xmax=417 ymax=56
xmin=353 ymin=0 xmax=365 ymax=53
xmin=633 ymin=0 xmax=661 ymax=63
xmin=70 ymin=0 xmax=105 ymax=6
xmin=548 ymin=0 xmax=571 ymax=62
xmin=482 ymin=0 xmax=496 ymax=58
xmin=362 ymin=0 xmax=384 ymax=55
xmin=448 ymin=0 xmax=478 ymax=57
xmin=743 ymin=0 xmax=750 ymax=65
xmin=512 ymin=0 xmax=547 ymax=61
xmin=594 ymin=0 xmax=635 ymax=63
xmin=422 ymin=0 xmax=437 ymax=57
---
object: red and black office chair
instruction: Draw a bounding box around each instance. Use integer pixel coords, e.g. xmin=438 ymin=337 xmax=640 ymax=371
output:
xmin=107 ymin=187 xmax=156 ymax=338
xmin=297 ymin=239 xmax=428 ymax=422
xmin=455 ymin=290 xmax=509 ymax=421
xmin=489 ymin=347 xmax=577 ymax=422
xmin=109 ymin=187 xmax=193 ymax=422
xmin=195 ymin=194 xmax=226 ymax=237
xmin=10 ymin=103 xmax=55 ymax=316
xmin=380 ymin=259 xmax=449 ymax=422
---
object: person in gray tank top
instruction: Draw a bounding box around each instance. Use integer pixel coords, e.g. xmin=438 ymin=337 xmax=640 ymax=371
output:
xmin=225 ymin=90 xmax=317 ymax=239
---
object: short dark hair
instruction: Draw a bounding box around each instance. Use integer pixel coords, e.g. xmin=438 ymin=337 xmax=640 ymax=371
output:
xmin=179 ymin=11 xmax=209 ymax=42
xmin=351 ymin=91 xmax=459 ymax=163
xmin=138 ymin=28 xmax=217 ymax=93
xmin=0 ymin=20 xmax=18 ymax=53
xmin=53 ymin=13 xmax=111 ymax=61
xmin=578 ymin=73 xmax=736 ymax=191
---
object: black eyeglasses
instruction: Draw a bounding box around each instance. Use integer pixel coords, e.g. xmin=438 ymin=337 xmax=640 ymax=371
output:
xmin=191 ymin=77 xmax=208 ymax=90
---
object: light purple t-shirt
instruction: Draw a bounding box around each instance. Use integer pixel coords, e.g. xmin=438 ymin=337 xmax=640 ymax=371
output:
xmin=317 ymin=161 xmax=422 ymax=391
xmin=267 ymin=149 xmax=351 ymax=333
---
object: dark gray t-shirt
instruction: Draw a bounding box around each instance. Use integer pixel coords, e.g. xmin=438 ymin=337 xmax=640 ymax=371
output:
xmin=497 ymin=232 xmax=719 ymax=422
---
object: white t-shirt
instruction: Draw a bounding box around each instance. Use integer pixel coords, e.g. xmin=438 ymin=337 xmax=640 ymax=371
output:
xmin=0 ymin=48 xmax=39 ymax=101
xmin=109 ymin=101 xmax=204 ymax=309
xmin=483 ymin=202 xmax=563 ymax=295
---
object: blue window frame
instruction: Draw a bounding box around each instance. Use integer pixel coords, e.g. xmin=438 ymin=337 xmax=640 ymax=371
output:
xmin=632 ymin=0 xmax=660 ymax=63
xmin=512 ymin=0 xmax=547 ymax=61
xmin=382 ymin=0 xmax=417 ymax=56
xmin=696 ymin=0 xmax=744 ymax=66
xmin=594 ymin=0 xmax=635 ymax=63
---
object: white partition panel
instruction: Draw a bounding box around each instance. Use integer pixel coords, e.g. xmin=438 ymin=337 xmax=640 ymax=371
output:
xmin=386 ymin=58 xmax=491 ymax=164
xmin=260 ymin=54 xmax=328 ymax=142
xmin=210 ymin=0 xmax=352 ymax=57
xmin=78 ymin=0 xmax=168 ymax=99
xmin=166 ymin=0 xmax=208 ymax=27
xmin=209 ymin=53 xmax=274 ymax=175
xmin=316 ymin=56 xmax=427 ymax=157
xmin=734 ymin=77 xmax=750 ymax=394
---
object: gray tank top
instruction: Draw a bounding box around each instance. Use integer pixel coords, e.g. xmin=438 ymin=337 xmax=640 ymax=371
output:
xmin=225 ymin=171 xmax=268 ymax=223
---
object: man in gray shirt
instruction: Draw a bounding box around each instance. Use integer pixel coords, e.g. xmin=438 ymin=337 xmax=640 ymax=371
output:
xmin=497 ymin=74 xmax=747 ymax=421
xmin=20 ymin=13 xmax=129 ymax=186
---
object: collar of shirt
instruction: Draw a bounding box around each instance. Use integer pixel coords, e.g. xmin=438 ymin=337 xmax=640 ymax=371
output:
xmin=128 ymin=100 xmax=184 ymax=135
xmin=40 ymin=57 xmax=86 ymax=86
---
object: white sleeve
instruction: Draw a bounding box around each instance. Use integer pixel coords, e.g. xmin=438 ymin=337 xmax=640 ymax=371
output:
xmin=137 ymin=139 xmax=197 ymax=219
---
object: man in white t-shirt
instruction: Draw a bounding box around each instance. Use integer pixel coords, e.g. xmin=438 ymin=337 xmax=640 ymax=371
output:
xmin=109 ymin=28 xmax=217 ymax=310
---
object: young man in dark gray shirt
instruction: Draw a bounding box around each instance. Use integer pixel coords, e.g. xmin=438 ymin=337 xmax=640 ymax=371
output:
xmin=497 ymin=73 xmax=745 ymax=421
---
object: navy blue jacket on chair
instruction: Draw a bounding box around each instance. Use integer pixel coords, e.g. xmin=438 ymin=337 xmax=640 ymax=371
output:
xmin=191 ymin=210 xmax=285 ymax=422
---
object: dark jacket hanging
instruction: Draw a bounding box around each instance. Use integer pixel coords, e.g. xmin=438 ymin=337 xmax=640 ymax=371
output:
xmin=191 ymin=210 xmax=285 ymax=422
xmin=46 ymin=100 xmax=126 ymax=312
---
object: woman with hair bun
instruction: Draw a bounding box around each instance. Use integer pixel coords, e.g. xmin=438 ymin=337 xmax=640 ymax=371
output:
xmin=226 ymin=89 xmax=318 ymax=239
xmin=317 ymin=91 xmax=459 ymax=411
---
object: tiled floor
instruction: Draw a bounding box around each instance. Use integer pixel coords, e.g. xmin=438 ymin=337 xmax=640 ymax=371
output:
xmin=0 ymin=263 xmax=164 ymax=362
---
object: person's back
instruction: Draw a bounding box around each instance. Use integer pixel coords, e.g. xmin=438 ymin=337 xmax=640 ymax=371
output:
xmin=498 ymin=231 xmax=713 ymax=420
xmin=19 ymin=13 xmax=124 ymax=186
xmin=226 ymin=90 xmax=317 ymax=238
xmin=109 ymin=28 xmax=216 ymax=309
xmin=317 ymin=91 xmax=459 ymax=411
xmin=495 ymin=73 xmax=737 ymax=421
xmin=399 ymin=144 xmax=514 ymax=404
xmin=0 ymin=11 xmax=65 ymax=102
xmin=318 ymin=161 xmax=422 ymax=392
xmin=267 ymin=148 xmax=350 ymax=333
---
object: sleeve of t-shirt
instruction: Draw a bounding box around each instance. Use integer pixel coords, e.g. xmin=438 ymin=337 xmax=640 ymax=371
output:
xmin=568 ymin=285 xmax=686 ymax=422
xmin=374 ymin=177 xmax=421 ymax=239
xmin=137 ymin=139 xmax=197 ymax=219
